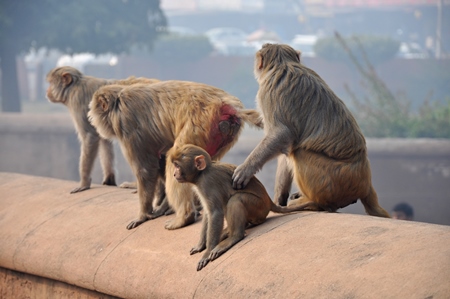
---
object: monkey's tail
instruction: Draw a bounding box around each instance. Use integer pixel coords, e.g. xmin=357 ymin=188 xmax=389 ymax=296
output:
xmin=239 ymin=109 xmax=264 ymax=129
xmin=360 ymin=186 xmax=391 ymax=218
xmin=270 ymin=201 xmax=321 ymax=214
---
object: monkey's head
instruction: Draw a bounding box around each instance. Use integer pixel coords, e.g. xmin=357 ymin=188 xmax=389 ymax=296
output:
xmin=88 ymin=85 xmax=123 ymax=139
xmin=46 ymin=66 xmax=83 ymax=104
xmin=254 ymin=43 xmax=301 ymax=79
xmin=171 ymin=144 xmax=212 ymax=184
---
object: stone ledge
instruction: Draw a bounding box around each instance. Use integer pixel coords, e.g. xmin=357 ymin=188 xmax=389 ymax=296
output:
xmin=0 ymin=172 xmax=449 ymax=299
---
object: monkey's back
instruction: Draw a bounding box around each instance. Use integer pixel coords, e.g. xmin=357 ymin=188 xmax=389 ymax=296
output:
xmin=259 ymin=62 xmax=367 ymax=161
xmin=212 ymin=162 xmax=273 ymax=220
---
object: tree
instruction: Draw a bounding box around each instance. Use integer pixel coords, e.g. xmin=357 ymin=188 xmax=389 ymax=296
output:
xmin=0 ymin=0 xmax=166 ymax=112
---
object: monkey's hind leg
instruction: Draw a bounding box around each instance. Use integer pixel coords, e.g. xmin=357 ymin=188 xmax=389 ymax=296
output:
xmin=209 ymin=196 xmax=246 ymax=262
xmin=360 ymin=186 xmax=390 ymax=218
xmin=99 ymin=139 xmax=117 ymax=186
xmin=287 ymin=194 xmax=326 ymax=212
xmin=164 ymin=177 xmax=197 ymax=230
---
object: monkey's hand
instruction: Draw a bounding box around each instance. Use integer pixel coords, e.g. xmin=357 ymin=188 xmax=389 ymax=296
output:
xmin=232 ymin=163 xmax=254 ymax=189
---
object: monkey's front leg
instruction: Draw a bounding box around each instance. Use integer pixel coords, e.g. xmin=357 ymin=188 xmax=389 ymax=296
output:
xmin=232 ymin=130 xmax=291 ymax=189
xmin=71 ymin=133 xmax=100 ymax=193
xmin=191 ymin=215 xmax=208 ymax=255
xmin=126 ymin=167 xmax=158 ymax=230
xmin=196 ymin=210 xmax=224 ymax=271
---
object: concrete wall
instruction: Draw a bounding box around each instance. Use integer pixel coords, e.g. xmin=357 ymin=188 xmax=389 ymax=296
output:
xmin=0 ymin=113 xmax=449 ymax=226
xmin=0 ymin=173 xmax=449 ymax=299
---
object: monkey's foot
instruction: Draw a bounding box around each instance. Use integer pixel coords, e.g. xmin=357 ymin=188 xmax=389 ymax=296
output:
xmin=197 ymin=257 xmax=210 ymax=271
xmin=119 ymin=181 xmax=137 ymax=189
xmin=209 ymin=248 xmax=224 ymax=262
xmin=164 ymin=208 xmax=174 ymax=216
xmin=289 ymin=192 xmax=302 ymax=200
xmin=149 ymin=199 xmax=172 ymax=219
xmin=190 ymin=244 xmax=206 ymax=255
xmin=70 ymin=185 xmax=90 ymax=194
xmin=164 ymin=212 xmax=196 ymax=230
xmin=126 ymin=215 xmax=151 ymax=230
xmin=102 ymin=174 xmax=116 ymax=186
xmin=149 ymin=206 xmax=170 ymax=220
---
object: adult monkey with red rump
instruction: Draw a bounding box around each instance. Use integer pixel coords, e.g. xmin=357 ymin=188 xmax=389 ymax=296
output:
xmin=171 ymin=144 xmax=316 ymax=271
xmin=46 ymin=66 xmax=160 ymax=193
xmin=89 ymin=81 xmax=263 ymax=230
xmin=232 ymin=43 xmax=390 ymax=218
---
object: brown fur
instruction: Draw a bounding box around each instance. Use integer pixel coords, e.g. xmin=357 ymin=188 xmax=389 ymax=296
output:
xmin=46 ymin=66 xmax=160 ymax=193
xmin=171 ymin=144 xmax=314 ymax=271
xmin=88 ymin=81 xmax=263 ymax=230
xmin=232 ymin=43 xmax=390 ymax=218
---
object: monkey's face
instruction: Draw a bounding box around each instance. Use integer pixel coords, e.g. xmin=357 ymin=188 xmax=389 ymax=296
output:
xmin=46 ymin=83 xmax=59 ymax=103
xmin=173 ymin=161 xmax=188 ymax=183
xmin=171 ymin=145 xmax=209 ymax=184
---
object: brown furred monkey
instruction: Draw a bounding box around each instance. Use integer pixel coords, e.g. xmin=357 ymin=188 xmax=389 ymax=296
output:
xmin=46 ymin=66 xmax=160 ymax=193
xmin=171 ymin=144 xmax=315 ymax=271
xmin=89 ymin=81 xmax=263 ymax=230
xmin=232 ymin=43 xmax=390 ymax=218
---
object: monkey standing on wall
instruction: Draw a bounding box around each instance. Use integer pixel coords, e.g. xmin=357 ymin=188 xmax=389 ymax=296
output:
xmin=89 ymin=81 xmax=263 ymax=230
xmin=46 ymin=66 xmax=160 ymax=193
xmin=232 ymin=43 xmax=390 ymax=218
xmin=171 ymin=144 xmax=316 ymax=271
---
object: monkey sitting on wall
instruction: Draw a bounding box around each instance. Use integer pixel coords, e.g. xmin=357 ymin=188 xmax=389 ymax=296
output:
xmin=89 ymin=81 xmax=263 ymax=230
xmin=171 ymin=144 xmax=315 ymax=271
xmin=46 ymin=66 xmax=160 ymax=193
xmin=232 ymin=43 xmax=390 ymax=218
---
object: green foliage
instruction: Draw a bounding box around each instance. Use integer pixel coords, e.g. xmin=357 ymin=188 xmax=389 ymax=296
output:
xmin=0 ymin=0 xmax=166 ymax=55
xmin=335 ymin=32 xmax=450 ymax=138
xmin=151 ymin=34 xmax=213 ymax=63
xmin=410 ymin=98 xmax=450 ymax=138
xmin=315 ymin=34 xmax=400 ymax=65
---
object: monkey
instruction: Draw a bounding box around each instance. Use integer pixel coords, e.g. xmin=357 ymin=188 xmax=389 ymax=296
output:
xmin=171 ymin=144 xmax=316 ymax=271
xmin=232 ymin=43 xmax=390 ymax=218
xmin=46 ymin=66 xmax=160 ymax=193
xmin=88 ymin=81 xmax=263 ymax=230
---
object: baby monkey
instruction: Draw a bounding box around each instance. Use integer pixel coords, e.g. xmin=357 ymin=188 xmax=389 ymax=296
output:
xmin=171 ymin=144 xmax=316 ymax=271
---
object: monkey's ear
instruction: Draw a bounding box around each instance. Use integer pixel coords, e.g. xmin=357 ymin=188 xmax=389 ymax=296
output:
xmin=61 ymin=72 xmax=73 ymax=86
xmin=98 ymin=95 xmax=109 ymax=112
xmin=255 ymin=52 xmax=264 ymax=70
xmin=296 ymin=50 xmax=302 ymax=62
xmin=194 ymin=155 xmax=206 ymax=171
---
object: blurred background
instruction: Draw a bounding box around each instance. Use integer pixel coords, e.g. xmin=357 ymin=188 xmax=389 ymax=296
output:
xmin=0 ymin=0 xmax=449 ymax=225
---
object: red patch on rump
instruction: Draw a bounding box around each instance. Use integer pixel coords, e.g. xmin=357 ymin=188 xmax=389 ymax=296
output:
xmin=206 ymin=104 xmax=241 ymax=157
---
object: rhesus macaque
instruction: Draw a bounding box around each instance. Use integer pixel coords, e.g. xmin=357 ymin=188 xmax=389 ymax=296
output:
xmin=232 ymin=43 xmax=390 ymax=218
xmin=171 ymin=144 xmax=315 ymax=271
xmin=46 ymin=66 xmax=160 ymax=193
xmin=89 ymin=81 xmax=263 ymax=230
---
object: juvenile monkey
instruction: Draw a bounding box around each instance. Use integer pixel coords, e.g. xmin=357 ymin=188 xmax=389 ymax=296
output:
xmin=171 ymin=144 xmax=315 ymax=271
xmin=89 ymin=81 xmax=262 ymax=230
xmin=232 ymin=43 xmax=390 ymax=218
xmin=46 ymin=66 xmax=160 ymax=193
